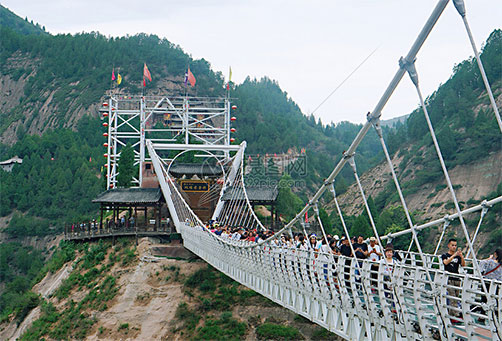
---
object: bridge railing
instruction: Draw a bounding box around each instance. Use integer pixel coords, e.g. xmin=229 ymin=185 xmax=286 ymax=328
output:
xmin=179 ymin=222 xmax=500 ymax=340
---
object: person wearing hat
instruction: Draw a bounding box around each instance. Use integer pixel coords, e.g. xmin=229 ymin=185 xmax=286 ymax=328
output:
xmin=368 ymin=237 xmax=382 ymax=289
xmin=309 ymin=233 xmax=322 ymax=252
xmin=339 ymin=236 xmax=352 ymax=257
xmin=368 ymin=237 xmax=382 ymax=262
xmin=333 ymin=235 xmax=341 ymax=249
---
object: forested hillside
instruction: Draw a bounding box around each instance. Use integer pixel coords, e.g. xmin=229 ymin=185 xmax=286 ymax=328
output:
xmin=0 ymin=5 xmax=46 ymax=36
xmin=0 ymin=5 xmax=386 ymax=230
xmin=331 ymin=29 xmax=502 ymax=254
xmin=375 ymin=29 xmax=501 ymax=211
xmin=0 ymin=7 xmax=385 ymax=320
xmin=0 ymin=6 xmax=500 ymax=336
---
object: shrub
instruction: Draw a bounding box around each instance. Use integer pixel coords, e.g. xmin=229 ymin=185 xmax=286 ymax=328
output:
xmin=15 ymin=291 xmax=40 ymax=323
xmin=185 ymin=267 xmax=216 ymax=288
xmin=121 ymin=247 xmax=136 ymax=265
xmin=256 ymin=323 xmax=301 ymax=340
xmin=176 ymin=302 xmax=200 ymax=331
xmin=194 ymin=312 xmax=246 ymax=340
xmin=118 ymin=323 xmax=129 ymax=331
xmin=312 ymin=327 xmax=339 ymax=340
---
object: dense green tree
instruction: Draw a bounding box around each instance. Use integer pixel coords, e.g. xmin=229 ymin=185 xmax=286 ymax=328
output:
xmin=276 ymin=174 xmax=304 ymax=221
xmin=116 ymin=144 xmax=135 ymax=188
xmin=350 ymin=214 xmax=372 ymax=238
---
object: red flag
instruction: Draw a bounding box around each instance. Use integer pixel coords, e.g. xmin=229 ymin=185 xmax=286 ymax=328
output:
xmin=143 ymin=78 xmax=146 ymax=87
xmin=187 ymin=67 xmax=196 ymax=87
xmin=111 ymin=68 xmax=116 ymax=81
xmin=143 ymin=63 xmax=152 ymax=82
xmin=304 ymin=211 xmax=308 ymax=223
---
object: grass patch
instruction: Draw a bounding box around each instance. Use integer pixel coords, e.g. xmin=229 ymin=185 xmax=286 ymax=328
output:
xmin=193 ymin=311 xmax=247 ymax=340
xmin=118 ymin=322 xmax=129 ymax=331
xmin=20 ymin=241 xmax=119 ymax=340
xmin=312 ymin=327 xmax=339 ymax=340
xmin=256 ymin=323 xmax=302 ymax=340
xmin=176 ymin=302 xmax=200 ymax=331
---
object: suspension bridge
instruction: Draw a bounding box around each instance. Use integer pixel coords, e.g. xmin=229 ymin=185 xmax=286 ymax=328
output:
xmin=99 ymin=0 xmax=501 ymax=339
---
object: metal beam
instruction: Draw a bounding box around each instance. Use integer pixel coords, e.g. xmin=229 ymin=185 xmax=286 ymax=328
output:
xmin=151 ymin=143 xmax=242 ymax=152
xmin=255 ymin=0 xmax=452 ymax=245
xmin=381 ymin=196 xmax=502 ymax=240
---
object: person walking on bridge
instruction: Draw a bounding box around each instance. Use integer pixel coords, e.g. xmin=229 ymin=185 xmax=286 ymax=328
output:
xmin=441 ymin=238 xmax=465 ymax=320
xmin=480 ymin=249 xmax=502 ymax=281
xmin=473 ymin=249 xmax=501 ymax=321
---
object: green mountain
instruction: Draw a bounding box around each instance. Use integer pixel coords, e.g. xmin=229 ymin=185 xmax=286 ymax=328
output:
xmin=0 ymin=8 xmax=500 ymax=335
xmin=0 ymin=8 xmax=385 ymax=219
xmin=331 ymin=29 xmax=502 ymax=253
xmin=0 ymin=5 xmax=46 ymax=36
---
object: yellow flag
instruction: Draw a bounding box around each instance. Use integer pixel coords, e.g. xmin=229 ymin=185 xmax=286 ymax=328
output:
xmin=229 ymin=66 xmax=232 ymax=82
xmin=117 ymin=74 xmax=122 ymax=85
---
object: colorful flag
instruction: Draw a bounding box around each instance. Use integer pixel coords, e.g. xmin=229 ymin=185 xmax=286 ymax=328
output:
xmin=111 ymin=68 xmax=116 ymax=81
xmin=117 ymin=74 xmax=122 ymax=85
xmin=226 ymin=66 xmax=232 ymax=90
xmin=187 ymin=67 xmax=196 ymax=87
xmin=143 ymin=63 xmax=152 ymax=82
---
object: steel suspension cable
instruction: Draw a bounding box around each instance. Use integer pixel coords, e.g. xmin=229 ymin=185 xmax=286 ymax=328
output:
xmin=466 ymin=204 xmax=489 ymax=259
xmin=347 ymin=156 xmax=409 ymax=331
xmin=403 ymin=58 xmax=501 ymax=337
xmin=239 ymin=156 xmax=267 ymax=231
xmin=452 ymin=0 xmax=502 ymax=132
xmin=313 ymin=204 xmax=331 ymax=250
xmin=225 ymin=173 xmax=243 ymax=226
xmin=372 ymin=118 xmax=449 ymax=336
xmin=347 ymin=156 xmax=384 ymax=251
xmin=329 ymin=183 xmax=357 ymax=259
xmin=328 ymin=183 xmax=379 ymax=326
xmin=434 ymin=219 xmax=451 ymax=256
xmin=219 ymin=0 xmax=451 ymax=250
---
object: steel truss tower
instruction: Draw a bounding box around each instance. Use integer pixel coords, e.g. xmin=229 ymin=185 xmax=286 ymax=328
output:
xmin=101 ymin=95 xmax=235 ymax=189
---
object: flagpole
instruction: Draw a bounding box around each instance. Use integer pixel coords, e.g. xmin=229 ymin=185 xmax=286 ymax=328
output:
xmin=184 ymin=63 xmax=188 ymax=99
xmin=110 ymin=65 xmax=114 ymax=96
xmin=184 ymin=64 xmax=188 ymax=144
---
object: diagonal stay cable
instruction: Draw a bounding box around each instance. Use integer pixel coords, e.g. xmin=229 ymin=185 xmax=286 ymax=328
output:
xmin=311 ymin=46 xmax=380 ymax=116
xmin=371 ymin=118 xmax=449 ymax=338
xmin=402 ymin=57 xmax=501 ymax=338
xmin=452 ymin=0 xmax=502 ymax=132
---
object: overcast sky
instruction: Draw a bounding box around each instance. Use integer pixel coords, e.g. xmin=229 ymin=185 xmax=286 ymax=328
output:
xmin=2 ymin=0 xmax=501 ymax=124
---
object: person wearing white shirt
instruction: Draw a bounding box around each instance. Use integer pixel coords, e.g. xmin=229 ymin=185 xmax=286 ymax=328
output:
xmin=368 ymin=237 xmax=382 ymax=289
xmin=368 ymin=237 xmax=382 ymax=261
xmin=379 ymin=245 xmax=398 ymax=312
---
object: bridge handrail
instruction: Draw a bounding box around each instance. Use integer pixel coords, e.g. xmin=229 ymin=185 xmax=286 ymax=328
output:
xmin=180 ymin=222 xmax=501 ymax=340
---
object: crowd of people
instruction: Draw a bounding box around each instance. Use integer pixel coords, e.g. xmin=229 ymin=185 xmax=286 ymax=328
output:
xmin=202 ymin=221 xmax=501 ymax=324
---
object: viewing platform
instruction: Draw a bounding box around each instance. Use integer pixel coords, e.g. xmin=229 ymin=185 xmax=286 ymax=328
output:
xmin=64 ymin=224 xmax=178 ymax=242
